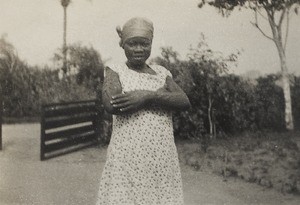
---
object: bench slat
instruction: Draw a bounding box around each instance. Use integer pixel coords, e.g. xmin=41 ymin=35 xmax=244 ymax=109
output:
xmin=45 ymin=124 xmax=95 ymax=141
xmin=42 ymin=141 xmax=97 ymax=160
xmin=44 ymin=113 xmax=98 ymax=129
xmin=43 ymin=100 xmax=96 ymax=107
xmin=44 ymin=104 xmax=97 ymax=117
xmin=44 ymin=133 xmax=97 ymax=153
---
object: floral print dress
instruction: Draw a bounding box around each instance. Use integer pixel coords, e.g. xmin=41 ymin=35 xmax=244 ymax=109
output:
xmin=97 ymin=64 xmax=184 ymax=205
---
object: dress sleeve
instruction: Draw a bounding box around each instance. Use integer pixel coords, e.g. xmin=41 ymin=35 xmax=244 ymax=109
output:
xmin=165 ymin=69 xmax=173 ymax=78
xmin=158 ymin=65 xmax=172 ymax=78
xmin=105 ymin=64 xmax=120 ymax=77
xmin=104 ymin=65 xmax=125 ymax=93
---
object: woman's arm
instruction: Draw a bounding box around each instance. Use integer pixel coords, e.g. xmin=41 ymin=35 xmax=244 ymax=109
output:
xmin=148 ymin=76 xmax=191 ymax=111
xmin=102 ymin=67 xmax=123 ymax=114
xmin=111 ymin=76 xmax=191 ymax=112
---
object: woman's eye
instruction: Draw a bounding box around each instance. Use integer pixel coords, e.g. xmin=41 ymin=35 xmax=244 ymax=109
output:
xmin=126 ymin=41 xmax=150 ymax=48
xmin=142 ymin=43 xmax=150 ymax=47
xmin=127 ymin=42 xmax=135 ymax=47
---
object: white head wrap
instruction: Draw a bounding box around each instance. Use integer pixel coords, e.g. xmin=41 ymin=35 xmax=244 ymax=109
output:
xmin=116 ymin=17 xmax=154 ymax=47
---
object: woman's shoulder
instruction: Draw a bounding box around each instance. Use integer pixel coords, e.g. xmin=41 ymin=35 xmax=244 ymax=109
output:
xmin=150 ymin=64 xmax=172 ymax=77
xmin=105 ymin=64 xmax=122 ymax=73
xmin=105 ymin=63 xmax=129 ymax=77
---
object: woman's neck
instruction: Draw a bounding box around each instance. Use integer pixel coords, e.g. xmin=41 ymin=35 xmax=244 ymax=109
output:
xmin=126 ymin=61 xmax=147 ymax=71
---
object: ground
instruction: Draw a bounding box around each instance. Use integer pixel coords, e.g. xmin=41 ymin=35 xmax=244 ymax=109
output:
xmin=0 ymin=123 xmax=300 ymax=205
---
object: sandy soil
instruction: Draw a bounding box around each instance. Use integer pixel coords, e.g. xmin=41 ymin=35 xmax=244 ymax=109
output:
xmin=0 ymin=123 xmax=299 ymax=205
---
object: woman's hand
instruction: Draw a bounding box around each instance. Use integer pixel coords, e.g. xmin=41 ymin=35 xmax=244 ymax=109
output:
xmin=111 ymin=90 xmax=153 ymax=113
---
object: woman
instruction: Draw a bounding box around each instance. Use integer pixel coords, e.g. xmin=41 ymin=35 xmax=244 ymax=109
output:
xmin=97 ymin=17 xmax=191 ymax=205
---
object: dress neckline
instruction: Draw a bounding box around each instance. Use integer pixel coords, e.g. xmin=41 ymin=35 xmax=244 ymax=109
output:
xmin=125 ymin=64 xmax=157 ymax=76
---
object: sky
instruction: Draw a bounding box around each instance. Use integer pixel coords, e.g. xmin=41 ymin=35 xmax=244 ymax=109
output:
xmin=0 ymin=0 xmax=299 ymax=75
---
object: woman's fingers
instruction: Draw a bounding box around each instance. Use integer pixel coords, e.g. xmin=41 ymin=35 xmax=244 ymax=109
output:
xmin=111 ymin=91 xmax=142 ymax=112
xmin=111 ymin=95 xmax=129 ymax=104
xmin=112 ymin=101 xmax=131 ymax=109
xmin=112 ymin=93 xmax=129 ymax=100
xmin=119 ymin=105 xmax=135 ymax=112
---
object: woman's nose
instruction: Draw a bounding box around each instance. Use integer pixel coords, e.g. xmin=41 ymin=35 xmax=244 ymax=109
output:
xmin=134 ymin=44 xmax=143 ymax=51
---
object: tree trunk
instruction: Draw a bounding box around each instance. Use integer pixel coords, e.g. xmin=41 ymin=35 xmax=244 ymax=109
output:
xmin=62 ymin=6 xmax=67 ymax=75
xmin=275 ymin=41 xmax=294 ymax=130
xmin=267 ymin=11 xmax=294 ymax=131
xmin=208 ymin=94 xmax=215 ymax=139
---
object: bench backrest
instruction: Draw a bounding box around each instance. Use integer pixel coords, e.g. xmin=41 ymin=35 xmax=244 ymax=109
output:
xmin=40 ymin=100 xmax=102 ymax=160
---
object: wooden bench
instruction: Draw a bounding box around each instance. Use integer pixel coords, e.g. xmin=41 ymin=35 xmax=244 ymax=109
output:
xmin=40 ymin=100 xmax=102 ymax=160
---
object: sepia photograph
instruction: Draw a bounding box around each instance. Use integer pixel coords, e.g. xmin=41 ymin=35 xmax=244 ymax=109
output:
xmin=0 ymin=0 xmax=300 ymax=204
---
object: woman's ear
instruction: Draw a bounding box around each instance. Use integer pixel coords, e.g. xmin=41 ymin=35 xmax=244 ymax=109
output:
xmin=116 ymin=26 xmax=123 ymax=47
xmin=116 ymin=26 xmax=122 ymax=37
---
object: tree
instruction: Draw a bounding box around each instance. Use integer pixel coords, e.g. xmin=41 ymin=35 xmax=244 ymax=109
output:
xmin=0 ymin=36 xmax=23 ymax=116
xmin=0 ymin=35 xmax=19 ymax=73
xmin=68 ymin=43 xmax=104 ymax=91
xmin=60 ymin=0 xmax=71 ymax=75
xmin=59 ymin=0 xmax=92 ymax=76
xmin=198 ymin=0 xmax=300 ymax=130
xmin=187 ymin=35 xmax=238 ymax=139
xmin=53 ymin=43 xmax=104 ymax=95
xmin=0 ymin=36 xmax=39 ymax=117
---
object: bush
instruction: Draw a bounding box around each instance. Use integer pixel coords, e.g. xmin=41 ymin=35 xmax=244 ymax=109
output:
xmin=0 ymin=38 xmax=103 ymax=118
xmin=152 ymin=45 xmax=300 ymax=140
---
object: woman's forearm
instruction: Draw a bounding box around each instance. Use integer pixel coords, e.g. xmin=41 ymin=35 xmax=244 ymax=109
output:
xmin=105 ymin=88 xmax=191 ymax=114
xmin=147 ymin=90 xmax=191 ymax=111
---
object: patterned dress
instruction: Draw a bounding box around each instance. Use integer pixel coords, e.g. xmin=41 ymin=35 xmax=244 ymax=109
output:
xmin=97 ymin=64 xmax=184 ymax=205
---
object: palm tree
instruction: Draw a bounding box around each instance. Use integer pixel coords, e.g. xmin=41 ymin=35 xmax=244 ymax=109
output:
xmin=60 ymin=0 xmax=71 ymax=75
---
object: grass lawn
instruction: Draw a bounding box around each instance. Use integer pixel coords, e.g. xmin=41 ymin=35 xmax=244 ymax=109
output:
xmin=178 ymin=131 xmax=300 ymax=195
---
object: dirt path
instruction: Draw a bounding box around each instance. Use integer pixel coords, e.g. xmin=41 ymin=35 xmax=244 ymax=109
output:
xmin=0 ymin=123 xmax=299 ymax=205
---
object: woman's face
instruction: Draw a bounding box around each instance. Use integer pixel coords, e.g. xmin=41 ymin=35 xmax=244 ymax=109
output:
xmin=123 ymin=37 xmax=152 ymax=66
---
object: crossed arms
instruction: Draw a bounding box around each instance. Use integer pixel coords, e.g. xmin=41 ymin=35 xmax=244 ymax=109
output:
xmin=102 ymin=67 xmax=191 ymax=115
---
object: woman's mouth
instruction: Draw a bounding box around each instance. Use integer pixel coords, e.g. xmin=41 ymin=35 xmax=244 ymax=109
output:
xmin=133 ymin=56 xmax=144 ymax=59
